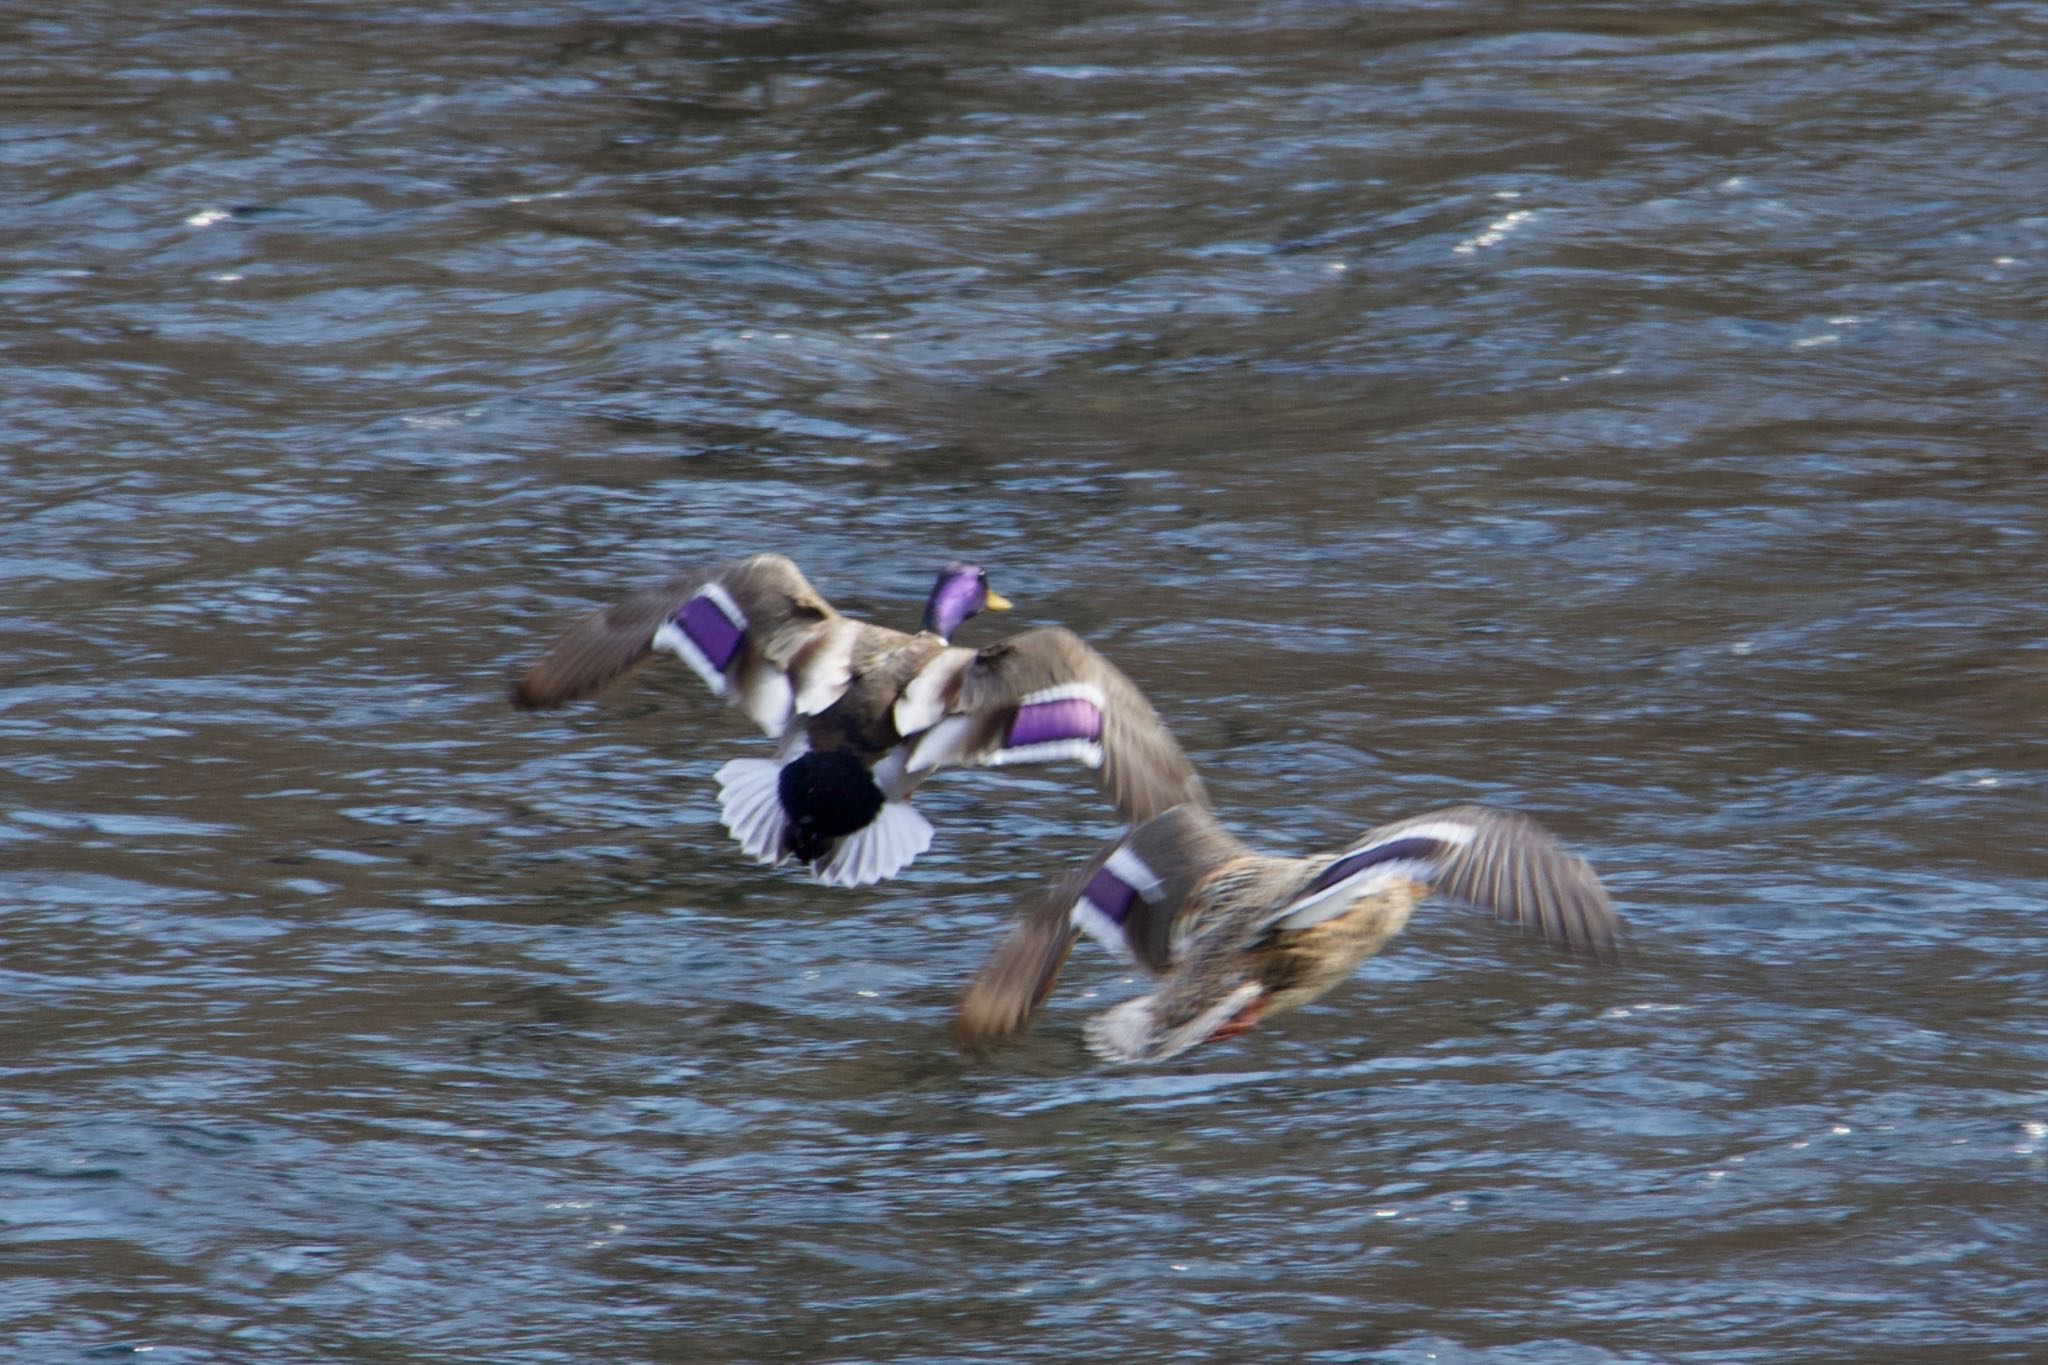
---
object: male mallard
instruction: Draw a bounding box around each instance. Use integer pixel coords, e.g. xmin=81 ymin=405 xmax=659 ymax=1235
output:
xmin=955 ymin=802 xmax=1620 ymax=1063
xmin=513 ymin=555 xmax=1204 ymax=887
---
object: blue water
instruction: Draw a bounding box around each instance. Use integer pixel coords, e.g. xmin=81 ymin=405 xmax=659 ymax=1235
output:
xmin=4 ymin=2 xmax=2046 ymax=1360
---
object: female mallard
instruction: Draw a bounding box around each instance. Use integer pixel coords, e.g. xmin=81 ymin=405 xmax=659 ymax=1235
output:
xmin=955 ymin=802 xmax=1620 ymax=1063
xmin=512 ymin=555 xmax=1204 ymax=887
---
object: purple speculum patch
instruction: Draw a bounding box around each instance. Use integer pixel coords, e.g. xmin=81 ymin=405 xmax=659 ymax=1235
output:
xmin=1303 ymin=836 xmax=1444 ymax=897
xmin=679 ymin=594 xmax=745 ymax=671
xmin=1081 ymin=865 xmax=1139 ymax=924
xmin=1007 ymin=698 xmax=1103 ymax=748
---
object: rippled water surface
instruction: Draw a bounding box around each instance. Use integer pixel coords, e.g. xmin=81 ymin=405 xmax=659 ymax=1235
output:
xmin=6 ymin=1 xmax=2048 ymax=1360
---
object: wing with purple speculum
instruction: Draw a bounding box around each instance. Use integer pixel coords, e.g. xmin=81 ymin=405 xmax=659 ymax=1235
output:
xmin=903 ymin=627 xmax=1205 ymax=824
xmin=511 ymin=555 xmax=851 ymax=735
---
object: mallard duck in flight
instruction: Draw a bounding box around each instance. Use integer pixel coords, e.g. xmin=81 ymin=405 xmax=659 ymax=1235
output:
xmin=956 ymin=802 xmax=1620 ymax=1063
xmin=512 ymin=555 xmax=1204 ymax=887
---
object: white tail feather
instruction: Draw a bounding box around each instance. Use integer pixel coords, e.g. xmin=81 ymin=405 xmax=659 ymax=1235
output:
xmin=715 ymin=758 xmax=788 ymax=866
xmin=812 ymin=801 xmax=933 ymax=887
xmin=1085 ymin=984 xmax=1263 ymax=1064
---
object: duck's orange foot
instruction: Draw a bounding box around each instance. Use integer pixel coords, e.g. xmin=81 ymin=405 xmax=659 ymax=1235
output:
xmin=1204 ymin=993 xmax=1267 ymax=1044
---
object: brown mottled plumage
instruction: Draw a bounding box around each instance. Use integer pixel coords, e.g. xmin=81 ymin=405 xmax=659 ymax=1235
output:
xmin=511 ymin=555 xmax=1204 ymax=886
xmin=512 ymin=556 xmax=838 ymax=714
xmin=956 ymin=803 xmax=1621 ymax=1062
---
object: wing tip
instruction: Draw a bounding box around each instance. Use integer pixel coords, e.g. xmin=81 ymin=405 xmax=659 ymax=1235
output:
xmin=1503 ymin=885 xmax=1629 ymax=966
xmin=953 ymin=898 xmax=1084 ymax=1055
xmin=1571 ymin=914 xmax=1631 ymax=968
xmin=952 ymin=987 xmax=1036 ymax=1054
xmin=508 ymin=674 xmax=559 ymax=711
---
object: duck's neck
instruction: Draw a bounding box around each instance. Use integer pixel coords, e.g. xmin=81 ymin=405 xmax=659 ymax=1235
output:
xmin=922 ymin=579 xmax=981 ymax=640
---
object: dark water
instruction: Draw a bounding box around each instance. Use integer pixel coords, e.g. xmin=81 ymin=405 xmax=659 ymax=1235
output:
xmin=6 ymin=1 xmax=2047 ymax=1359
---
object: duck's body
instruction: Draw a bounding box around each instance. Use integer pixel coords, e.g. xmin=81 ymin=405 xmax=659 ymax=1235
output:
xmin=513 ymin=555 xmax=1203 ymax=886
xmin=956 ymin=802 xmax=1620 ymax=1063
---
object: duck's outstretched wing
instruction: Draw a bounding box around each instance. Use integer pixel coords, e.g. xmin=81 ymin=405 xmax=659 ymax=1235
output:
xmin=1266 ymin=805 xmax=1623 ymax=961
xmin=897 ymin=626 xmax=1205 ymax=823
xmin=952 ymin=851 xmax=1108 ymax=1051
xmin=511 ymin=554 xmax=884 ymax=736
xmin=953 ymin=804 xmax=1249 ymax=1050
xmin=1084 ymin=808 xmax=1621 ymax=1065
